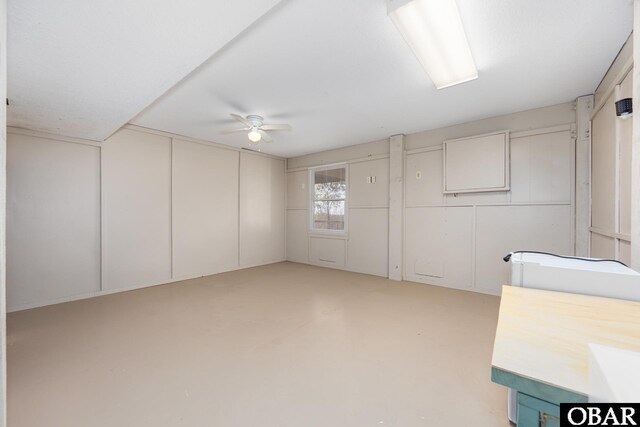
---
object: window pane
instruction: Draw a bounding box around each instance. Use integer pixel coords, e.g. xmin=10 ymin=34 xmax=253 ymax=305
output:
xmin=313 ymin=200 xmax=344 ymax=230
xmin=311 ymin=166 xmax=346 ymax=231
xmin=314 ymin=168 xmax=346 ymax=201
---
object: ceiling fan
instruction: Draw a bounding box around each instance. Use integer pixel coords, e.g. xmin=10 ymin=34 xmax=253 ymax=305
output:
xmin=221 ymin=114 xmax=292 ymax=143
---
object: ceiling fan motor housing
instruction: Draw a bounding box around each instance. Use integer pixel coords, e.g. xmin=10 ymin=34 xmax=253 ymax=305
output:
xmin=246 ymin=115 xmax=264 ymax=127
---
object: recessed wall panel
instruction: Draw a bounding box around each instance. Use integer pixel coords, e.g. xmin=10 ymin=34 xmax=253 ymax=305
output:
xmin=240 ymin=153 xmax=285 ymax=266
xmin=172 ymin=139 xmax=239 ymax=278
xmin=286 ymin=210 xmax=308 ymax=263
xmin=287 ymin=170 xmax=307 ymax=209
xmin=102 ymin=129 xmax=172 ymax=289
xmin=349 ymin=158 xmax=389 ymax=207
xmin=7 ymin=134 xmax=101 ymax=308
xmin=347 ymin=208 xmax=388 ymax=276
xmin=404 ymin=207 xmax=474 ymax=290
xmin=475 ymin=205 xmax=572 ymax=294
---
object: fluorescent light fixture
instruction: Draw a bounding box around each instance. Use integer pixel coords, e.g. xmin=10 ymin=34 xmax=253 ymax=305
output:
xmin=388 ymin=0 xmax=478 ymax=89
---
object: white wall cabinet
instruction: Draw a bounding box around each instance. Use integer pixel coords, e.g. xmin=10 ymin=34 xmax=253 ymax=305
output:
xmin=443 ymin=132 xmax=509 ymax=194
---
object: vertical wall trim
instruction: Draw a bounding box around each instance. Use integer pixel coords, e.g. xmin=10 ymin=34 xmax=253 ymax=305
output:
xmin=0 ymin=0 xmax=6 ymax=421
xmin=170 ymin=138 xmax=175 ymax=279
xmin=237 ymin=152 xmax=241 ymax=267
xmin=99 ymin=145 xmax=104 ymax=291
xmin=388 ymin=134 xmax=404 ymax=281
xmin=575 ymin=95 xmax=593 ymax=256
xmin=570 ymin=123 xmax=577 ymax=255
xmin=632 ymin=0 xmax=640 ymax=270
xmin=471 ymin=205 xmax=477 ymax=288
xmin=614 ymin=86 xmax=622 ymax=261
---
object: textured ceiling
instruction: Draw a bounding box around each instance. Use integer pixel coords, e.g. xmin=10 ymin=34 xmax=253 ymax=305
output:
xmin=7 ymin=0 xmax=284 ymax=140
xmin=8 ymin=0 xmax=634 ymax=157
xmin=133 ymin=0 xmax=633 ymax=157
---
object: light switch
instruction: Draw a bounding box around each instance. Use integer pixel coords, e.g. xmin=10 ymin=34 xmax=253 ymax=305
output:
xmin=366 ymin=176 xmax=372 ymax=184
xmin=416 ymin=171 xmax=422 ymax=180
xmin=372 ymin=175 xmax=377 ymax=183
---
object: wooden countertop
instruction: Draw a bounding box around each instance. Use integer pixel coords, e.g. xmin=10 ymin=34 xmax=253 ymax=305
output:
xmin=492 ymin=286 xmax=640 ymax=396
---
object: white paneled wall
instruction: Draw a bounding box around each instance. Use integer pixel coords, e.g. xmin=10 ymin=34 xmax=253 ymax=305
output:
xmin=7 ymin=127 xmax=286 ymax=311
xmin=7 ymin=134 xmax=101 ymax=307
xmin=404 ymin=127 xmax=574 ymax=295
xmin=286 ymin=103 xmax=576 ymax=295
xmin=473 ymin=205 xmax=572 ymax=294
xmin=590 ymin=66 xmax=633 ymax=264
xmin=239 ymin=152 xmax=286 ymax=267
xmin=102 ymin=129 xmax=172 ymax=290
xmin=172 ymin=139 xmax=239 ymax=278
xmin=404 ymin=207 xmax=474 ymax=290
xmin=286 ymin=154 xmax=390 ymax=277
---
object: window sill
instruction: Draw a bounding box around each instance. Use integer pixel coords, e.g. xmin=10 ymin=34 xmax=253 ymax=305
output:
xmin=307 ymin=231 xmax=349 ymax=240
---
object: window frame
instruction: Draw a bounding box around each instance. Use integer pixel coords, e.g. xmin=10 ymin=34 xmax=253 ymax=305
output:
xmin=308 ymin=163 xmax=348 ymax=235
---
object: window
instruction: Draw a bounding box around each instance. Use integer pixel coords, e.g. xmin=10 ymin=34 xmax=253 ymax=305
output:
xmin=309 ymin=165 xmax=347 ymax=232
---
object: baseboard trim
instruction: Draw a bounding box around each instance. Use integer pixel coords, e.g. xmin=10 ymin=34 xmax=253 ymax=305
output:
xmin=286 ymin=259 xmax=501 ymax=297
xmin=8 ymin=259 xmax=286 ymax=312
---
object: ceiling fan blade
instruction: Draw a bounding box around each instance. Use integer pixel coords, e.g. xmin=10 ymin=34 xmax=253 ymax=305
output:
xmin=230 ymin=113 xmax=251 ymax=126
xmin=262 ymin=124 xmax=292 ymax=131
xmin=220 ymin=128 xmax=248 ymax=135
xmin=258 ymin=129 xmax=273 ymax=143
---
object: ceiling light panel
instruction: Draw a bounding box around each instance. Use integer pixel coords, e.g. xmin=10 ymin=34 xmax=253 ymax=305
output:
xmin=388 ymin=0 xmax=478 ymax=89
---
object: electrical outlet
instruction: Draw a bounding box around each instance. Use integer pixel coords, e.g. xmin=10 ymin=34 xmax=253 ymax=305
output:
xmin=416 ymin=171 xmax=422 ymax=180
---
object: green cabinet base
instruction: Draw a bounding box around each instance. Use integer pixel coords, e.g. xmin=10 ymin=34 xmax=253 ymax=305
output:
xmin=518 ymin=393 xmax=560 ymax=427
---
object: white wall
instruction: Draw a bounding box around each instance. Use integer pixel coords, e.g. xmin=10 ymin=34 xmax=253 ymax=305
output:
xmin=173 ymin=139 xmax=239 ymax=278
xmin=0 ymin=0 xmax=7 ymax=421
xmin=7 ymin=127 xmax=286 ymax=311
xmin=590 ymin=33 xmax=633 ymax=264
xmin=404 ymin=125 xmax=574 ymax=295
xmin=8 ymin=134 xmax=101 ymax=304
xmin=286 ymin=103 xmax=576 ymax=295
xmin=239 ymin=151 xmax=286 ymax=267
xmin=286 ymin=150 xmax=390 ymax=277
xmin=102 ymin=129 xmax=172 ymax=290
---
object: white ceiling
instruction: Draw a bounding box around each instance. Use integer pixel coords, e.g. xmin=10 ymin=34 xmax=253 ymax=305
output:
xmin=9 ymin=0 xmax=633 ymax=157
xmin=7 ymin=0 xmax=283 ymax=140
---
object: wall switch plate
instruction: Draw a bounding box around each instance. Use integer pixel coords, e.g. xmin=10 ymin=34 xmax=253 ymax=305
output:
xmin=416 ymin=171 xmax=422 ymax=180
xmin=366 ymin=176 xmax=372 ymax=184
xmin=301 ymin=183 xmax=306 ymax=189
xmin=372 ymin=176 xmax=376 ymax=183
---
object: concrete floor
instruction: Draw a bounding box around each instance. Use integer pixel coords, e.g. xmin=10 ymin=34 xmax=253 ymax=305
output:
xmin=8 ymin=262 xmax=510 ymax=427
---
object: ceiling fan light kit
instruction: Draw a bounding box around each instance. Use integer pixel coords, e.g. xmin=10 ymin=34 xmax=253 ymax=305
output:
xmin=387 ymin=0 xmax=478 ymax=89
xmin=248 ymin=128 xmax=262 ymax=142
xmin=222 ymin=114 xmax=292 ymax=146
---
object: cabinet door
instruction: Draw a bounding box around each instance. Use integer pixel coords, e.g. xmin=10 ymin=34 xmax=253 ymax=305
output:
xmin=518 ymin=393 xmax=560 ymax=427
